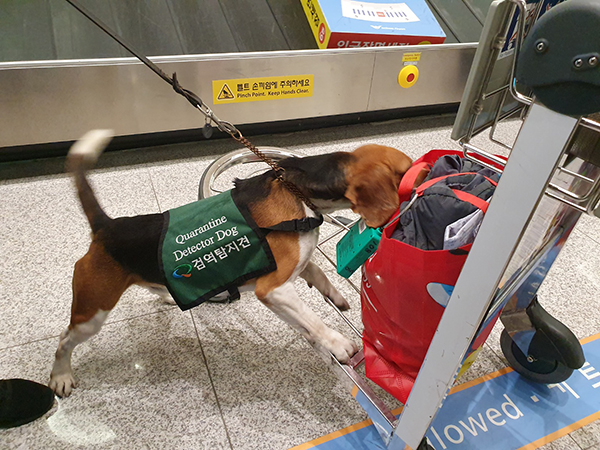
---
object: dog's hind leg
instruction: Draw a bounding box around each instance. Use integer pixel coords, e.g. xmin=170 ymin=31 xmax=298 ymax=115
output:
xmin=49 ymin=310 xmax=109 ymax=397
xmin=50 ymin=243 xmax=134 ymax=397
xmin=300 ymin=261 xmax=350 ymax=311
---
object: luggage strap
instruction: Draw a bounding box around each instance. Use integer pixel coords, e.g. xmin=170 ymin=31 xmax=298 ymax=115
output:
xmin=415 ymin=172 xmax=498 ymax=213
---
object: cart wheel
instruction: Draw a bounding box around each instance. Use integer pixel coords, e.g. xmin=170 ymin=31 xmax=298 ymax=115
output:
xmin=500 ymin=329 xmax=574 ymax=384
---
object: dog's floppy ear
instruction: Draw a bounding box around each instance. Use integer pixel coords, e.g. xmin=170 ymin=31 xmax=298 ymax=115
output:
xmin=384 ymin=145 xmax=413 ymax=186
xmin=346 ymin=164 xmax=399 ymax=228
xmin=345 ymin=145 xmax=413 ymax=228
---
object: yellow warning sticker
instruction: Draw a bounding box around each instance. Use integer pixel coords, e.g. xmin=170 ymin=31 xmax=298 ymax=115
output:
xmin=213 ymin=75 xmax=314 ymax=104
xmin=217 ymin=84 xmax=235 ymax=100
xmin=402 ymin=52 xmax=421 ymax=63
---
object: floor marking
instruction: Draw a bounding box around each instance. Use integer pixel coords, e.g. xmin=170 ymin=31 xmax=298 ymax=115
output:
xmin=292 ymin=334 xmax=600 ymax=450
xmin=562 ymin=382 xmax=580 ymax=399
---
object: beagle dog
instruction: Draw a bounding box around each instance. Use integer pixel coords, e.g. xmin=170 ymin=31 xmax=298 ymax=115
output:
xmin=49 ymin=130 xmax=412 ymax=397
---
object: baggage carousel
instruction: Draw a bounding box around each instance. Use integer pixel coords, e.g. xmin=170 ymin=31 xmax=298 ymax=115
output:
xmin=0 ymin=0 xmax=494 ymax=156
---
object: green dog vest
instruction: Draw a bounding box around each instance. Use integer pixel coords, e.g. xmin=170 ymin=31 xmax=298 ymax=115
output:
xmin=160 ymin=190 xmax=277 ymax=310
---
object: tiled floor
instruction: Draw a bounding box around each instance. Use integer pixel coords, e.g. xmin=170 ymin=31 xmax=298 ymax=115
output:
xmin=1 ymin=114 xmax=599 ymax=449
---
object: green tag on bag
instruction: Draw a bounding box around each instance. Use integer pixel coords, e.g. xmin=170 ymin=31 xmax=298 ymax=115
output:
xmin=336 ymin=220 xmax=382 ymax=278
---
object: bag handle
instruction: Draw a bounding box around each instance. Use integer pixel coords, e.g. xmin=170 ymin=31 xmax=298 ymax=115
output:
xmin=398 ymin=162 xmax=430 ymax=198
xmin=451 ymin=190 xmax=490 ymax=213
xmin=415 ymin=172 xmax=497 ymax=213
xmin=391 ymin=162 xmax=497 ymax=228
xmin=415 ymin=172 xmax=498 ymax=195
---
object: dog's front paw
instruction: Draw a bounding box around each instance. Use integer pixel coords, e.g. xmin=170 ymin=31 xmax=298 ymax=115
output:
xmin=328 ymin=289 xmax=350 ymax=311
xmin=49 ymin=372 xmax=77 ymax=398
xmin=323 ymin=330 xmax=359 ymax=363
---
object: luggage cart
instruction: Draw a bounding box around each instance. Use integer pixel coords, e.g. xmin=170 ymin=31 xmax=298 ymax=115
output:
xmin=384 ymin=0 xmax=600 ymax=448
xmin=198 ymin=1 xmax=600 ymax=448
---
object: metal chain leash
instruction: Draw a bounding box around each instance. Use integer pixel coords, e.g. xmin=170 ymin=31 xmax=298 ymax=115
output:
xmin=173 ymin=73 xmax=320 ymax=211
xmin=65 ymin=0 xmax=321 ymax=214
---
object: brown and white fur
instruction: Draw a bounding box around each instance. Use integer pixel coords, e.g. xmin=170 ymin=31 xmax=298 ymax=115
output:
xmin=49 ymin=130 xmax=412 ymax=397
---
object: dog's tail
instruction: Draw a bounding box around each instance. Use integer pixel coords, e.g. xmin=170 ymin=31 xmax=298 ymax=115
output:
xmin=66 ymin=129 xmax=114 ymax=233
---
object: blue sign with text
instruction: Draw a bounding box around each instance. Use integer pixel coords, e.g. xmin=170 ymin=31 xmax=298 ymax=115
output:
xmin=298 ymin=335 xmax=600 ymax=450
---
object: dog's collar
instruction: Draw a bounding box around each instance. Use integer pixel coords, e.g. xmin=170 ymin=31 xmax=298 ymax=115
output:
xmin=260 ymin=214 xmax=324 ymax=233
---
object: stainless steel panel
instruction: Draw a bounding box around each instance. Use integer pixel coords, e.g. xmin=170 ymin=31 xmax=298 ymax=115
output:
xmin=368 ymin=44 xmax=476 ymax=111
xmin=0 ymin=45 xmax=476 ymax=148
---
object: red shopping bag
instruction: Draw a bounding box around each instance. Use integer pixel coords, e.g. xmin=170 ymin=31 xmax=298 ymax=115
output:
xmin=361 ymin=149 xmax=501 ymax=403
